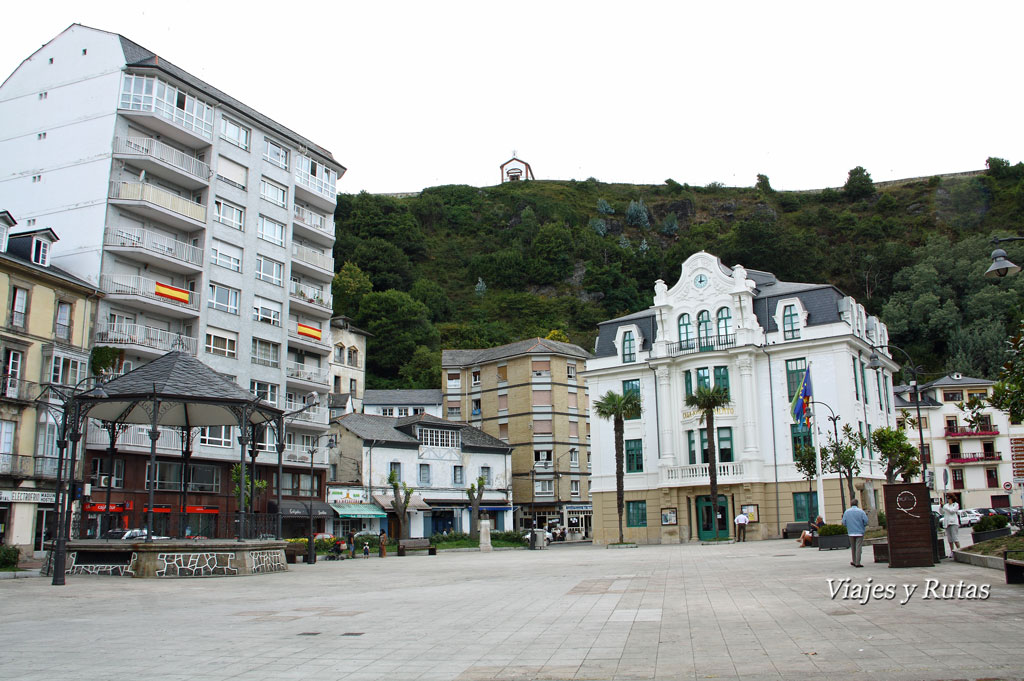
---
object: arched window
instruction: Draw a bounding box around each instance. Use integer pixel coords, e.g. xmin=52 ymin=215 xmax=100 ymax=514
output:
xmin=783 ymin=305 xmax=800 ymax=340
xmin=717 ymin=307 xmax=732 ymax=340
xmin=622 ymin=331 xmax=636 ymax=363
xmin=697 ymin=311 xmax=712 ymax=348
xmin=678 ymin=314 xmax=693 ymax=349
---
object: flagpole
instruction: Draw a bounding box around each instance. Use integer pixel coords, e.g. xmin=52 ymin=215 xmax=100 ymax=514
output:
xmin=811 ymin=407 xmax=826 ymax=524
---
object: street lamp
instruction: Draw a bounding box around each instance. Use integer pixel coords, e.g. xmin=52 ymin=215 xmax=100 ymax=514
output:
xmin=305 ymin=434 xmax=335 ymax=565
xmin=810 ymin=400 xmax=845 ymax=511
xmin=985 ymin=237 xmax=1024 ymax=278
xmin=867 ymin=345 xmax=928 ymax=482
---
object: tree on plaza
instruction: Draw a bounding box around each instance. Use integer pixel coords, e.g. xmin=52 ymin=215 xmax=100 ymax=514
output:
xmin=466 ymin=476 xmax=487 ymax=541
xmin=684 ymin=385 xmax=731 ymax=539
xmin=231 ymin=463 xmax=267 ymax=508
xmin=871 ymin=426 xmax=922 ymax=484
xmin=827 ymin=424 xmax=865 ymax=507
xmin=593 ymin=389 xmax=642 ymax=544
xmin=793 ymin=444 xmax=818 ymax=499
xmin=387 ymin=469 xmax=414 ymax=541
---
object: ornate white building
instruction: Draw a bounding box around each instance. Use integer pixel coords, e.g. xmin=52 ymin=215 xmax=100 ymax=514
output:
xmin=584 ymin=252 xmax=895 ymax=543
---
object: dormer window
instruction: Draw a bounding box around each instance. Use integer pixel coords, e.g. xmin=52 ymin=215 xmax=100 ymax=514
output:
xmin=622 ymin=331 xmax=636 ymax=363
xmin=32 ymin=237 xmax=50 ymax=266
xmin=418 ymin=427 xmax=460 ymax=448
xmin=783 ymin=305 xmax=800 ymax=339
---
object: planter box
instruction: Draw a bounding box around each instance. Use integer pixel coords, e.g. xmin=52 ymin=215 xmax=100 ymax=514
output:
xmin=971 ymin=527 xmax=1012 ymax=544
xmin=817 ymin=534 xmax=850 ymax=551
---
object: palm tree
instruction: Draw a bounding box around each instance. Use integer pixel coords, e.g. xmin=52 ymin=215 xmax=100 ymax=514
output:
xmin=593 ymin=389 xmax=641 ymax=544
xmin=685 ymin=385 xmax=731 ymax=539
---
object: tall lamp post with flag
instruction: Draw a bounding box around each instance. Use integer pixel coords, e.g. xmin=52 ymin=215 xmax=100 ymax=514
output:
xmin=790 ymin=364 xmax=824 ymax=521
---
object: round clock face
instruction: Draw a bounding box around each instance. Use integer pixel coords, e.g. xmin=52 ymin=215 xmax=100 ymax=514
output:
xmin=694 ymin=274 xmax=708 ymax=289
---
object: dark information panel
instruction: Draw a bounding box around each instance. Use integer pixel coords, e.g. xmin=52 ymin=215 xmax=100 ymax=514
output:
xmin=883 ymin=483 xmax=934 ymax=568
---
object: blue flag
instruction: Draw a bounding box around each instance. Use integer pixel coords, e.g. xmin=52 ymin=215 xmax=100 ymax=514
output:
xmin=790 ymin=366 xmax=813 ymax=428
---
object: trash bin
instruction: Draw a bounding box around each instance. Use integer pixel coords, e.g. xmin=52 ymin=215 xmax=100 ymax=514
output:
xmin=397 ymin=545 xmax=406 ymax=557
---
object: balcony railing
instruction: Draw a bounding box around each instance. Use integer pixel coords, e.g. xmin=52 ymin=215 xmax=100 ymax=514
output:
xmin=1 ymin=375 xmax=38 ymax=401
xmin=295 ymin=164 xmax=336 ymax=201
xmin=109 ymin=181 xmax=207 ymax=224
xmin=287 ymin=322 xmax=329 ymax=347
xmin=35 ymin=457 xmax=59 ymax=479
xmin=104 ymin=227 xmax=203 ymax=268
xmin=284 ymin=401 xmax=328 ymax=424
xmin=99 ymin=274 xmax=200 ymax=312
xmin=665 ymin=335 xmax=737 ymax=357
xmin=289 ymin=281 xmax=332 ymax=310
xmin=661 ymin=461 xmax=746 ymax=485
xmin=285 ymin=361 xmax=329 ymax=385
xmin=291 ymin=242 xmax=333 ymax=272
xmin=95 ymin=322 xmax=198 ymax=355
xmin=86 ymin=422 xmax=182 ymax=452
xmin=0 ymin=453 xmax=33 ymax=476
xmin=945 ymin=425 xmax=999 ymax=437
xmin=114 ymin=136 xmax=211 ymax=181
xmin=947 ymin=453 xmax=1002 ymax=465
xmin=293 ymin=204 xmax=330 ymax=235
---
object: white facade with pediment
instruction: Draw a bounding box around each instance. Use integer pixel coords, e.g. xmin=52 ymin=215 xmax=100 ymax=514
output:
xmin=585 ymin=252 xmax=894 ymax=544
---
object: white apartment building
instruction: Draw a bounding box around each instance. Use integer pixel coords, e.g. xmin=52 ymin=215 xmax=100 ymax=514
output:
xmin=584 ymin=251 xmax=894 ymax=543
xmin=895 ymin=374 xmax=1023 ymax=510
xmin=362 ymin=389 xmax=443 ymax=418
xmin=328 ymin=316 xmax=370 ymax=418
xmin=0 ymin=25 xmax=344 ymax=536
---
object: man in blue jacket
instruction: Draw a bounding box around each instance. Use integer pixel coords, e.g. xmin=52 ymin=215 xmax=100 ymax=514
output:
xmin=842 ymin=499 xmax=869 ymax=567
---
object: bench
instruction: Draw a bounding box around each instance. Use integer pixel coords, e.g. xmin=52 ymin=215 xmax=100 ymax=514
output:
xmin=783 ymin=522 xmax=809 ymax=539
xmin=283 ymin=543 xmax=304 ymax=564
xmin=397 ymin=538 xmax=436 ymax=556
xmin=1005 ymin=549 xmax=1024 ymax=584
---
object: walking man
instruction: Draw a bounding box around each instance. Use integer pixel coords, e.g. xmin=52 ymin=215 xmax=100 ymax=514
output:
xmin=347 ymin=529 xmax=356 ymax=559
xmin=842 ymin=498 xmax=869 ymax=567
xmin=733 ymin=510 xmax=749 ymax=542
xmin=941 ymin=494 xmax=961 ymax=551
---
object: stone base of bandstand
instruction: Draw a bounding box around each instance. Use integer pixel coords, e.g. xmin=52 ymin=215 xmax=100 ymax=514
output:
xmin=42 ymin=540 xmax=289 ymax=578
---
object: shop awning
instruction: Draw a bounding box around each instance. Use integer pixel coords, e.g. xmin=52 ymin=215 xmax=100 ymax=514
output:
xmin=330 ymin=503 xmax=387 ymax=518
xmin=268 ymin=500 xmax=334 ymax=518
xmin=481 ymin=506 xmax=512 ymax=511
xmin=373 ymin=494 xmax=431 ymax=511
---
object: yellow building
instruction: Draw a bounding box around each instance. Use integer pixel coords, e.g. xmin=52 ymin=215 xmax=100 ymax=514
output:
xmin=442 ymin=338 xmax=593 ymax=536
xmin=1 ymin=218 xmax=101 ymax=558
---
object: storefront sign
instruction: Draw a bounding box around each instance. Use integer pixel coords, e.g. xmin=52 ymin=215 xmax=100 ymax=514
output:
xmin=565 ymin=504 xmax=592 ymax=511
xmin=0 ymin=490 xmax=56 ymax=504
xmin=84 ymin=502 xmax=128 ymax=513
xmin=327 ymin=488 xmax=366 ymax=504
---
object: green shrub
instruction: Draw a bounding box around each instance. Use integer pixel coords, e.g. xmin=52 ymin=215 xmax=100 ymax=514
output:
xmin=973 ymin=515 xmax=1009 ymax=533
xmin=818 ymin=524 xmax=848 ymax=536
xmin=492 ymin=530 xmax=529 ymax=545
xmin=877 ymin=511 xmax=887 ymax=529
xmin=0 ymin=545 xmax=19 ymax=568
xmin=429 ymin=531 xmax=469 ymax=545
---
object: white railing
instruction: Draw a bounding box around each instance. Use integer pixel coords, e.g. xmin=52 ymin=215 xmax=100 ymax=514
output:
xmin=284 ymin=401 xmax=329 ymax=424
xmin=293 ymin=204 xmax=330 ymax=235
xmin=0 ymin=453 xmax=14 ymax=474
xmin=287 ymin=322 xmax=329 ymax=348
xmin=104 ymin=227 xmax=203 ymax=267
xmin=285 ymin=361 xmax=329 ymax=385
xmin=291 ymin=242 xmax=333 ymax=272
xmin=95 ymin=322 xmax=198 ymax=355
xmin=86 ymin=422 xmax=182 ymax=451
xmin=109 ymin=181 xmax=207 ymax=224
xmin=1 ymin=375 xmax=37 ymax=401
xmin=114 ymin=136 xmax=211 ymax=181
xmin=35 ymin=457 xmax=59 ymax=478
xmin=99 ymin=274 xmax=200 ymax=312
xmin=661 ymin=461 xmax=747 ymax=485
xmin=289 ymin=281 xmax=332 ymax=309
xmin=295 ymin=163 xmax=336 ymax=201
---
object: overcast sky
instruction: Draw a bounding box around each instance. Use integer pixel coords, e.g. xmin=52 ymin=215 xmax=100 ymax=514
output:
xmin=3 ymin=2 xmax=1022 ymax=194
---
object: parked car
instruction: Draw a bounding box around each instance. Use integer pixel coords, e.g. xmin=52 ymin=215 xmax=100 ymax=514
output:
xmin=970 ymin=507 xmax=998 ymax=517
xmin=313 ymin=533 xmax=334 ymax=541
xmin=957 ymin=509 xmax=983 ymax=526
xmin=106 ymin=528 xmax=170 ymax=540
xmin=989 ymin=507 xmax=1013 ymax=518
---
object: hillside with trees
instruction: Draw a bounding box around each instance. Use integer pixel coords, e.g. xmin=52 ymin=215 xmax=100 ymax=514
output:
xmin=332 ymin=159 xmax=1024 ymax=389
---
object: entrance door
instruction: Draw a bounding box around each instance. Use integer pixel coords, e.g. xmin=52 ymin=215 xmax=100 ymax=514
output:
xmin=696 ymin=495 xmax=729 ymax=540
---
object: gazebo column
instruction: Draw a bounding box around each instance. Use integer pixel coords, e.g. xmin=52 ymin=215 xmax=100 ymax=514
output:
xmin=102 ymin=425 xmax=120 ymax=538
xmin=276 ymin=415 xmax=285 ymax=540
xmin=237 ymin=422 xmax=250 ymax=542
xmin=146 ymin=395 xmax=160 ymax=543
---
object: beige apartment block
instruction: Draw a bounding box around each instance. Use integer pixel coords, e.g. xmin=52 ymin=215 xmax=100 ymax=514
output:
xmin=442 ymin=338 xmax=593 ymax=536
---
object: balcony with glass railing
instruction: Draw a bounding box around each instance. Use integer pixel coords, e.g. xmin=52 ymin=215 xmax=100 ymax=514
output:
xmin=118 ymin=74 xmax=215 ymax=143
xmin=99 ymin=274 xmax=200 ymax=316
xmin=104 ymin=226 xmax=203 ymax=271
xmin=285 ymin=361 xmax=329 ymax=386
xmin=289 ymin=280 xmax=332 ymax=312
xmin=291 ymin=242 xmax=333 ymax=274
xmin=294 ymin=158 xmax=338 ymax=207
xmin=284 ymin=400 xmax=329 ymax=425
xmin=108 ymin=181 xmax=206 ymax=228
xmin=94 ymin=322 xmax=198 ymax=356
xmin=293 ymin=204 xmax=333 ymax=244
xmin=86 ymin=422 xmax=182 ymax=453
xmin=113 ymin=136 xmax=211 ymax=187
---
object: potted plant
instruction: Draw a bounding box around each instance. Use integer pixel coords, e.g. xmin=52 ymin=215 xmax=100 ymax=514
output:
xmin=817 ymin=523 xmax=851 ymax=551
xmin=971 ymin=514 xmax=1011 ymax=543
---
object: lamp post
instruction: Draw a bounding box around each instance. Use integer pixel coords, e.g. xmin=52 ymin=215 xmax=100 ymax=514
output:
xmin=810 ymin=400 xmax=845 ymax=511
xmin=305 ymin=434 xmax=335 ymax=565
xmin=866 ymin=345 xmax=929 ymax=486
xmin=985 ymin=237 xmax=1024 ymax=278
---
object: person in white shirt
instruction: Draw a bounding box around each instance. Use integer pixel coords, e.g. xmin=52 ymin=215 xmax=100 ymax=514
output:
xmin=941 ymin=494 xmax=961 ymax=550
xmin=734 ymin=511 xmax=749 ymax=542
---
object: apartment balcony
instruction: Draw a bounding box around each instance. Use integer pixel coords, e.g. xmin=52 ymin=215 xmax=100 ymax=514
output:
xmin=118 ymin=78 xmax=215 ymax=146
xmin=34 ymin=457 xmax=59 ymax=479
xmin=288 ymin=280 xmax=333 ymax=317
xmin=944 ymin=426 xmax=999 ymax=438
xmin=113 ymin=136 xmax=211 ymax=190
xmin=659 ymin=461 xmax=748 ymax=487
xmin=294 ymin=164 xmax=338 ymax=210
xmin=99 ymin=274 xmax=200 ymax=318
xmin=284 ymin=400 xmax=329 ymax=427
xmin=285 ymin=361 xmax=330 ymax=388
xmin=293 ymin=203 xmax=334 ymax=247
xmin=94 ymin=322 xmax=198 ymax=358
xmin=86 ymin=422 xmax=182 ymax=454
xmin=287 ymin=322 xmax=331 ymax=354
xmin=0 ymin=453 xmax=33 ymax=477
xmin=1 ymin=376 xmax=39 ymax=403
xmin=946 ymin=453 xmax=1002 ymax=465
xmin=290 ymin=242 xmax=334 ymax=279
xmin=663 ymin=334 xmax=737 ymax=358
xmin=103 ymin=227 xmax=203 ymax=274
xmin=108 ymin=181 xmax=207 ymax=232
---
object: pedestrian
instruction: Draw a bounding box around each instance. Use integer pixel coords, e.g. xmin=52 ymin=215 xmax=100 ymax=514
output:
xmin=378 ymin=529 xmax=387 ymax=558
xmin=942 ymin=494 xmax=961 ymax=551
xmin=347 ymin=529 xmax=356 ymax=559
xmin=733 ymin=511 xmax=749 ymax=542
xmin=842 ymin=499 xmax=869 ymax=567
xmin=362 ymin=542 xmax=369 ymax=559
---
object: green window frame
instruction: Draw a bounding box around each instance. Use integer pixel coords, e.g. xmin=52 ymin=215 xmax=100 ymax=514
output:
xmin=793 ymin=491 xmax=818 ymax=522
xmin=696 ymin=367 xmax=710 ymax=390
xmin=626 ymin=500 xmax=647 ymax=527
xmin=852 ymin=356 xmax=860 ymax=400
xmin=876 ymin=370 xmax=884 ymax=405
xmin=884 ymin=374 xmax=891 ymax=412
xmin=683 ymin=370 xmax=693 ymax=397
xmin=860 ymin=359 xmax=868 ymax=405
xmin=866 ymin=423 xmax=873 ymax=459
xmin=687 ymin=430 xmax=696 ymax=465
xmin=625 ymin=439 xmax=643 ymax=473
xmin=697 ymin=310 xmax=712 ymax=344
xmin=790 ymin=423 xmax=811 ymax=456
xmin=783 ymin=304 xmax=800 ymax=340
xmin=785 ymin=358 xmax=807 ymax=401
xmin=858 ymin=421 xmax=865 ymax=455
xmin=678 ymin=314 xmax=693 ymax=347
xmin=622 ymin=331 xmax=635 ymax=363
xmin=714 ymin=366 xmax=729 ymax=397
xmin=716 ymin=307 xmax=732 ymax=339
xmin=717 ymin=427 xmax=733 ymax=463
xmin=699 ymin=428 xmax=709 ymax=463
xmin=622 ymin=379 xmax=640 ymax=420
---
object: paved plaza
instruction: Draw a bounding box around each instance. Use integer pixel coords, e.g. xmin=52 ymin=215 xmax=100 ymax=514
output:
xmin=1 ymin=539 xmax=1022 ymax=681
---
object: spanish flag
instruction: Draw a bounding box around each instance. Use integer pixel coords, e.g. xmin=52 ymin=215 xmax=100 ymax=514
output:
xmin=155 ymin=281 xmax=190 ymax=304
xmin=296 ymin=323 xmax=322 ymax=340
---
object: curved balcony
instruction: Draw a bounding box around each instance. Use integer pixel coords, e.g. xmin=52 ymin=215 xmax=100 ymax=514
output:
xmin=104 ymin=227 xmax=203 ymax=274
xmin=113 ymin=136 xmax=211 ymax=189
xmin=659 ymin=461 xmax=747 ymax=487
xmin=664 ymin=335 xmax=737 ymax=357
xmin=99 ymin=275 xmax=200 ymax=318
xmin=108 ymin=181 xmax=206 ymax=231
xmin=94 ymin=322 xmax=198 ymax=357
